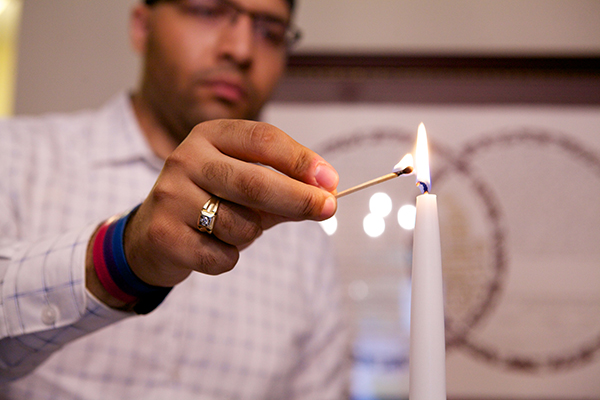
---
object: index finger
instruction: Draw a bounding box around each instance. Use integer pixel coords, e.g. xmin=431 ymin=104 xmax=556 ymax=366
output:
xmin=198 ymin=119 xmax=338 ymax=191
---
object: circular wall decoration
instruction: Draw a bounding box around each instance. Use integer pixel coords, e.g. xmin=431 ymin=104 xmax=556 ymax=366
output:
xmin=316 ymin=126 xmax=600 ymax=373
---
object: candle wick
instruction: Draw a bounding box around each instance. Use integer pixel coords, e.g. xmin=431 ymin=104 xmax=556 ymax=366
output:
xmin=417 ymin=181 xmax=429 ymax=194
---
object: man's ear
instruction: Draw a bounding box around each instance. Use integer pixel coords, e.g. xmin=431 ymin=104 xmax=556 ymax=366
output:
xmin=130 ymin=4 xmax=151 ymax=54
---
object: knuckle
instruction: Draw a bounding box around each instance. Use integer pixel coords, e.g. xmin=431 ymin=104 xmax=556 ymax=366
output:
xmin=218 ymin=204 xmax=262 ymax=245
xmin=289 ymin=150 xmax=313 ymax=178
xmin=192 ymin=248 xmax=220 ymax=274
xmin=297 ymin=190 xmax=322 ymax=219
xmin=235 ymin=169 xmax=271 ymax=205
xmin=244 ymin=122 xmax=278 ymax=157
xmin=202 ymin=160 xmax=233 ymax=185
xmin=193 ymin=246 xmax=238 ymax=275
xmin=245 ymin=122 xmax=313 ymax=179
xmin=163 ymin=150 xmax=188 ymax=171
xmin=214 ymin=118 xmax=238 ymax=132
xmin=237 ymin=219 xmax=262 ymax=244
xmin=149 ymin=182 xmax=178 ymax=206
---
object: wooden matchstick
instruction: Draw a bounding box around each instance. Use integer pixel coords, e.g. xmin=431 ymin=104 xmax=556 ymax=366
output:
xmin=336 ymin=166 xmax=413 ymax=198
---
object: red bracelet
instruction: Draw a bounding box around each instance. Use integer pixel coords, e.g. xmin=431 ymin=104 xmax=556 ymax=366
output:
xmin=92 ymin=206 xmax=173 ymax=313
xmin=92 ymin=221 xmax=138 ymax=304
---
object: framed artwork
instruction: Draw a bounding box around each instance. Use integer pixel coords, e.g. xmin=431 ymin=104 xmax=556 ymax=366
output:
xmin=264 ymin=54 xmax=600 ymax=400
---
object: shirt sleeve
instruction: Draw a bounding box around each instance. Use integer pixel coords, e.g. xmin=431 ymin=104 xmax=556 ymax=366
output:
xmin=0 ymin=222 xmax=132 ymax=383
xmin=0 ymin=118 xmax=132 ymax=382
xmin=288 ymin=232 xmax=352 ymax=399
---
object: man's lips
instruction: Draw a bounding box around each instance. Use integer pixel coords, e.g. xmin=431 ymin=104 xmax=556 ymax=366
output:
xmin=203 ymin=78 xmax=248 ymax=104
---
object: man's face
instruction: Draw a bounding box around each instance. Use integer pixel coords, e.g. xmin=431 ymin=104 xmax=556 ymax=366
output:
xmin=133 ymin=0 xmax=290 ymax=140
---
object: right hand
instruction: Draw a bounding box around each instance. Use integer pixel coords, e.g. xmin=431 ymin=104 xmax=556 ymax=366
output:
xmin=121 ymin=119 xmax=338 ymax=289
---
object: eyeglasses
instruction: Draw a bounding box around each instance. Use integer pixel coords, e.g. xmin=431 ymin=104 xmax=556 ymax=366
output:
xmin=167 ymin=0 xmax=301 ymax=50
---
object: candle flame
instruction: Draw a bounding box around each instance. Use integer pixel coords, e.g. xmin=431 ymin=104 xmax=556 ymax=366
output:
xmin=393 ymin=153 xmax=414 ymax=174
xmin=415 ymin=122 xmax=431 ymax=193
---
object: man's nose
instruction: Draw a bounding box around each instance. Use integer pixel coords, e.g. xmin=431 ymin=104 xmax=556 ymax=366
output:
xmin=217 ymin=13 xmax=254 ymax=68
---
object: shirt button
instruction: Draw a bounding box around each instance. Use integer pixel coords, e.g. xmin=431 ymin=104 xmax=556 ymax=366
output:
xmin=41 ymin=305 xmax=58 ymax=325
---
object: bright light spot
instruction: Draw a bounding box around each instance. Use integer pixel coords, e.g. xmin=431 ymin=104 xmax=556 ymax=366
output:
xmin=348 ymin=280 xmax=369 ymax=301
xmin=363 ymin=213 xmax=385 ymax=238
xmin=397 ymin=204 xmax=416 ymax=230
xmin=0 ymin=0 xmax=8 ymax=15
xmin=319 ymin=215 xmax=338 ymax=236
xmin=369 ymin=192 xmax=392 ymax=218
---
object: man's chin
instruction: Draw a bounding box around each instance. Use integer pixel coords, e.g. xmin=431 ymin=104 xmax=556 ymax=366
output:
xmin=192 ymin=101 xmax=258 ymax=123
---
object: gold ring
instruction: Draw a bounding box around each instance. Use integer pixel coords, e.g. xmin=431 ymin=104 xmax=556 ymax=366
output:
xmin=197 ymin=197 xmax=221 ymax=234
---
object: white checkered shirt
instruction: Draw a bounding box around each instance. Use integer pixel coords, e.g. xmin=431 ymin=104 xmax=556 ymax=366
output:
xmin=0 ymin=94 xmax=350 ymax=399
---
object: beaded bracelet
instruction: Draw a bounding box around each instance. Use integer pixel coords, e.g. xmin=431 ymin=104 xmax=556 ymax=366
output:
xmin=93 ymin=205 xmax=172 ymax=314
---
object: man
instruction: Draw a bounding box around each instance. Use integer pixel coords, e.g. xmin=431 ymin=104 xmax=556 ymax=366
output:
xmin=0 ymin=0 xmax=350 ymax=398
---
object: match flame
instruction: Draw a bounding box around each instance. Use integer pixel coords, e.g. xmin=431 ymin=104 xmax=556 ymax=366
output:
xmin=415 ymin=122 xmax=431 ymax=193
xmin=393 ymin=153 xmax=414 ymax=174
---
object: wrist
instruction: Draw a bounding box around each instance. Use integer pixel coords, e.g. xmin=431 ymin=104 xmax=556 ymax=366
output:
xmin=86 ymin=206 xmax=172 ymax=314
xmin=86 ymin=225 xmax=135 ymax=311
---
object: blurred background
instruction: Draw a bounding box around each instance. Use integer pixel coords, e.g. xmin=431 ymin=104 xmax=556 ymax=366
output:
xmin=2 ymin=1 xmax=600 ymax=399
xmin=5 ymin=0 xmax=600 ymax=115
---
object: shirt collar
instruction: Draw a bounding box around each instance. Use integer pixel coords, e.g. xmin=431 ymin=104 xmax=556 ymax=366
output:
xmin=90 ymin=92 xmax=164 ymax=171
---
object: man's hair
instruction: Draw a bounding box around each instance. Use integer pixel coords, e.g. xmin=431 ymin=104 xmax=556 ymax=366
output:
xmin=143 ymin=0 xmax=295 ymax=12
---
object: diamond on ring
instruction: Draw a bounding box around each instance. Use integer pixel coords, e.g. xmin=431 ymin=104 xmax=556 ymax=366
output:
xmin=197 ymin=197 xmax=220 ymax=234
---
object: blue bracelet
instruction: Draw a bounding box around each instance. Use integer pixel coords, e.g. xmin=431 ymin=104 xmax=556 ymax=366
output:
xmin=102 ymin=205 xmax=172 ymax=313
xmin=110 ymin=212 xmax=158 ymax=295
xmin=102 ymin=220 xmax=137 ymax=296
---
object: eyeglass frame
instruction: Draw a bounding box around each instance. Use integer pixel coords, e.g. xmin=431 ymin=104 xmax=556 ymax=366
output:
xmin=144 ymin=0 xmax=302 ymax=49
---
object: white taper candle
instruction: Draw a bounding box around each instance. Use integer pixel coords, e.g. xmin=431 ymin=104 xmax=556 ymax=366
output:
xmin=409 ymin=122 xmax=446 ymax=400
xmin=409 ymin=192 xmax=446 ymax=400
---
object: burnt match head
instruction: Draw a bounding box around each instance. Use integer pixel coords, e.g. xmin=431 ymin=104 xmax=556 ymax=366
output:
xmin=393 ymin=154 xmax=414 ymax=175
xmin=399 ymin=165 xmax=414 ymax=175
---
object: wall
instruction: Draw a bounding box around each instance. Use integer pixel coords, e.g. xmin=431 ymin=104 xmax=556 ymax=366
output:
xmin=14 ymin=0 xmax=138 ymax=115
xmin=13 ymin=0 xmax=600 ymax=115
xmin=294 ymin=0 xmax=600 ymax=55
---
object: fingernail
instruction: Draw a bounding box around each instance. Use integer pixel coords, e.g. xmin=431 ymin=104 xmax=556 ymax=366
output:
xmin=315 ymin=163 xmax=339 ymax=191
xmin=320 ymin=194 xmax=336 ymax=219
